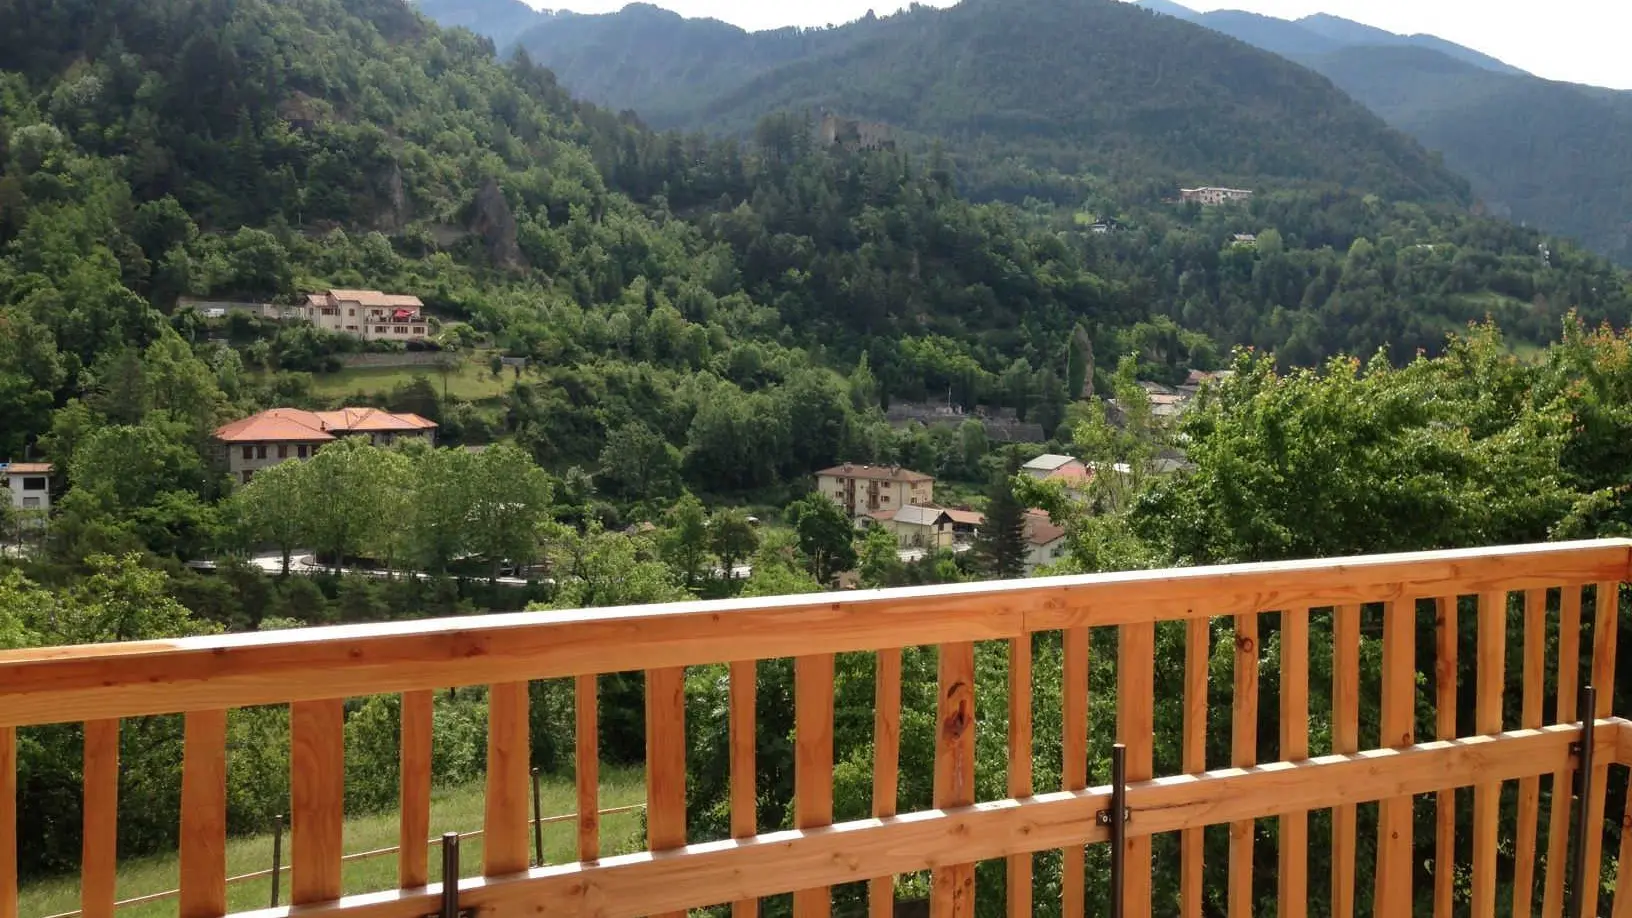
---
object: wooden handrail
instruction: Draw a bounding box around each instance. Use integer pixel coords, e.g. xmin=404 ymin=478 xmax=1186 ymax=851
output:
xmin=0 ymin=539 xmax=1626 ymax=727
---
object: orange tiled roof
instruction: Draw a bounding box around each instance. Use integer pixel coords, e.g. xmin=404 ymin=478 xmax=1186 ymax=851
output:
xmin=1024 ymin=509 xmax=1066 ymax=546
xmin=1047 ymin=464 xmax=1093 ymax=485
xmin=318 ymin=289 xmax=424 ymax=309
xmin=213 ymin=408 xmax=435 ymax=443
xmin=944 ymin=508 xmax=985 ymax=526
xmin=817 ymin=463 xmax=934 ymax=484
xmin=1 ymin=462 xmax=53 ymax=475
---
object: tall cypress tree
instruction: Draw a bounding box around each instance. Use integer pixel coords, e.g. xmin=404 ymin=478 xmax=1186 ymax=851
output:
xmin=974 ymin=459 xmax=1027 ymax=580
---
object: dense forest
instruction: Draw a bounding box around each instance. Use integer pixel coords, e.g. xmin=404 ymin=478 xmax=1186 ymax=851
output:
xmin=2 ymin=0 xmax=1632 ymax=913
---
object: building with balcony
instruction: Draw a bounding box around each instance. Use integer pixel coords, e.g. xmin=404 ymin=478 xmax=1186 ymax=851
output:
xmin=299 ymin=289 xmax=432 ymax=342
xmin=213 ymin=407 xmax=437 ymax=484
xmin=816 ymin=463 xmax=934 ymax=518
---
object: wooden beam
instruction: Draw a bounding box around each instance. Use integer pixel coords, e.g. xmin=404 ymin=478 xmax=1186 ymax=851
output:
xmin=4 ymin=542 xmax=1626 ymax=727
xmin=1511 ymin=590 xmax=1546 ymax=917
xmin=575 ymin=674 xmax=600 ymax=864
xmin=794 ymin=654 xmax=835 ymax=918
xmin=931 ymin=643 xmax=976 ymax=918
xmin=1579 ymin=581 xmax=1620 ymax=918
xmin=1472 ymin=591 xmax=1507 ymax=918
xmin=1277 ymin=609 xmax=1309 ymax=918
xmin=81 ymin=719 xmax=119 ymax=918
xmin=292 ymin=700 xmax=345 ymax=905
xmin=645 ymin=666 xmax=687 ymax=918
xmin=179 ymin=710 xmax=227 ymax=918
xmin=869 ymin=649 xmax=901 ymax=918
xmin=730 ymin=661 xmax=756 ymax=918
xmin=1542 ymin=586 xmax=1582 ymax=918
xmin=1007 ymin=637 xmax=1033 ymax=918
xmin=1331 ymin=604 xmax=1359 ymax=918
xmin=1375 ymin=600 xmax=1416 ymax=915
xmin=1118 ymin=622 xmax=1154 ymax=918
xmin=1181 ymin=617 xmax=1207 ymax=918
xmin=1433 ymin=596 xmax=1457 ymax=918
xmin=1062 ymin=627 xmax=1089 ymax=918
xmin=399 ymin=691 xmax=432 ymax=889
xmin=1229 ymin=613 xmax=1258 ymax=918
xmin=226 ymin=724 xmax=1623 ymax=918
xmin=484 ymin=682 xmax=531 ymax=877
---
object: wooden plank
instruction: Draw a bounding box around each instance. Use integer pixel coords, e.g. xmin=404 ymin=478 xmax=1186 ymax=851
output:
xmin=484 ymin=682 xmax=531 ymax=877
xmin=1062 ymin=627 xmax=1089 ymax=918
xmin=1230 ymin=613 xmax=1259 ymax=918
xmin=729 ymin=662 xmax=756 ymax=918
xmin=226 ymin=723 xmax=1621 ymax=918
xmin=0 ymin=726 xmax=13 ymax=918
xmin=1472 ymin=591 xmax=1507 ymax=918
xmin=1117 ymin=621 xmax=1155 ymax=918
xmin=291 ymin=699 xmax=345 ymax=905
xmin=1542 ymin=586 xmax=1582 ymax=918
xmin=1433 ymin=596 xmax=1458 ymax=918
xmin=5 ymin=541 xmax=1626 ymax=728
xmin=1331 ymin=604 xmax=1360 ymax=918
xmin=869 ymin=648 xmax=903 ymax=918
xmin=1375 ymin=600 xmax=1416 ymax=916
xmin=645 ymin=666 xmax=687 ymax=918
xmin=1512 ymin=589 xmax=1546 ymax=917
xmin=399 ymin=690 xmax=432 ymax=889
xmin=1278 ymin=608 xmax=1309 ymax=918
xmin=1007 ymin=636 xmax=1032 ymax=918
xmin=1579 ymin=581 xmax=1620 ymax=918
xmin=1614 ymin=790 xmax=1632 ymax=918
xmin=81 ymin=719 xmax=119 ymax=918
xmin=794 ymin=654 xmax=836 ymax=918
xmin=1182 ymin=617 xmax=1208 ymax=918
xmin=575 ymin=674 xmax=600 ymax=863
xmin=931 ymin=642 xmax=977 ymax=918
xmin=179 ymin=709 xmax=227 ymax=918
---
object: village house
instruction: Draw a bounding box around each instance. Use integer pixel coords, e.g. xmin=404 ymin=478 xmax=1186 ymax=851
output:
xmin=298 ymin=289 xmax=432 ymax=342
xmin=1180 ymin=186 xmax=1254 ymax=206
xmin=213 ymin=407 xmax=437 ymax=484
xmin=868 ymin=504 xmax=957 ymax=550
xmin=816 ymin=463 xmax=934 ymax=518
xmin=1021 ymin=453 xmax=1093 ymax=500
xmin=2 ymin=462 xmax=52 ymax=519
xmin=1023 ymin=508 xmax=1068 ymax=574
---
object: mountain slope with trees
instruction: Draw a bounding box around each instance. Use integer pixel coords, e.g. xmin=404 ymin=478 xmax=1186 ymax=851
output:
xmin=501 ymin=0 xmax=1472 ymax=204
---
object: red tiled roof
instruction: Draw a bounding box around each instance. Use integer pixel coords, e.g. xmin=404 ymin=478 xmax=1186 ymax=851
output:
xmin=2 ymin=462 xmax=53 ymax=475
xmin=944 ymin=509 xmax=985 ymax=526
xmin=816 ymin=464 xmax=934 ymax=484
xmin=213 ymin=408 xmax=435 ymax=443
xmin=1024 ymin=509 xmax=1066 ymax=546
xmin=1047 ymin=464 xmax=1093 ymax=485
xmin=311 ymin=289 xmax=425 ymax=309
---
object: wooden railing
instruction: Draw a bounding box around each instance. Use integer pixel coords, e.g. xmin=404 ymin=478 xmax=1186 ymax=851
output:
xmin=3 ymin=539 xmax=1632 ymax=918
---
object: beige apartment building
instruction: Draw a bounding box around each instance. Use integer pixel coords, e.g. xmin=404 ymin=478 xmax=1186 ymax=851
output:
xmin=214 ymin=407 xmax=437 ymax=484
xmin=816 ymin=463 xmax=934 ymax=518
xmin=1180 ymin=186 xmax=1254 ymax=206
xmin=300 ymin=289 xmax=431 ymax=342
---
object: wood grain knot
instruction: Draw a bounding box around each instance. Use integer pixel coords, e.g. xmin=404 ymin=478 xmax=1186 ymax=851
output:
xmin=1235 ymin=634 xmax=1255 ymax=654
xmin=943 ymin=701 xmax=970 ymax=737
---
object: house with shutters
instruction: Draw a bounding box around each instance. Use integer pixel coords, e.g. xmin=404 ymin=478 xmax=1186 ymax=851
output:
xmin=299 ymin=289 xmax=432 ymax=342
xmin=213 ymin=407 xmax=437 ymax=484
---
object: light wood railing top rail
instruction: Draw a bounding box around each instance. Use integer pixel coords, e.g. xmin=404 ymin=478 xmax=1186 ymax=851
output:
xmin=1 ymin=539 xmax=1628 ymax=727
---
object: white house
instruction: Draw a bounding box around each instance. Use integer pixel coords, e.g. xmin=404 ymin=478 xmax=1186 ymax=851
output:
xmin=1023 ymin=509 xmax=1068 ymax=574
xmin=2 ymin=462 xmax=52 ymax=521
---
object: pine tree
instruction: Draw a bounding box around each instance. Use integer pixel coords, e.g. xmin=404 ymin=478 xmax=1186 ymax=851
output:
xmin=974 ymin=460 xmax=1027 ymax=580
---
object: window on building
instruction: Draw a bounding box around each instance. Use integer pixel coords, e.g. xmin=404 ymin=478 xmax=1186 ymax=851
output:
xmin=241 ymin=470 xmax=254 ymax=484
xmin=347 ymin=326 xmax=358 ymax=331
xmin=297 ymin=445 xmax=308 ymax=459
xmin=278 ymin=445 xmax=288 ymax=459
xmin=21 ymin=477 xmax=46 ymax=491
xmin=412 ymin=327 xmax=425 ymax=335
xmin=22 ymin=497 xmax=39 ymax=509
xmin=348 ymin=309 xmax=355 ymax=316
xmin=375 ymin=326 xmax=387 ymax=334
xmin=242 ymin=445 xmax=253 ymax=461
xmin=256 ymin=445 xmax=267 ymax=460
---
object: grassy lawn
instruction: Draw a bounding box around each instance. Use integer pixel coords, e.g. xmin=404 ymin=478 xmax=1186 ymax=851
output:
xmin=306 ymin=361 xmax=514 ymax=402
xmin=20 ymin=767 xmax=646 ymax=918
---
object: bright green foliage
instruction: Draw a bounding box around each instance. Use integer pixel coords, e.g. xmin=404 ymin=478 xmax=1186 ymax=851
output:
xmin=857 ymin=524 xmax=907 ymax=588
xmin=659 ymin=493 xmax=711 ymax=589
xmin=708 ymin=508 xmax=760 ymax=581
xmin=785 ymin=494 xmax=858 ymax=585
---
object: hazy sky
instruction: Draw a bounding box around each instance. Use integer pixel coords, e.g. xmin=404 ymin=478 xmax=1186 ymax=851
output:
xmin=531 ymin=0 xmax=1632 ymax=90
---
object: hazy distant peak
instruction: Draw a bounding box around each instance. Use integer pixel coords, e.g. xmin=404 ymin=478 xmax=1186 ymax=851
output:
xmin=1134 ymin=0 xmax=1199 ymax=21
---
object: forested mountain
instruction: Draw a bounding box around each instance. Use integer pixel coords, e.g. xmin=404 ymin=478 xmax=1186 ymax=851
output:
xmin=500 ymin=0 xmax=1472 ymax=204
xmin=1136 ymin=0 xmax=1632 ymax=264
xmin=413 ymin=0 xmax=546 ymax=47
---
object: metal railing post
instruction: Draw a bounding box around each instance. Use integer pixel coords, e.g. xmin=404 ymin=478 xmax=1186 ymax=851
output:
xmin=1098 ymin=743 xmax=1128 ymax=918
xmin=441 ymin=832 xmax=461 ymax=918
xmin=269 ymin=814 xmax=284 ymax=908
xmin=531 ymin=767 xmax=545 ymax=868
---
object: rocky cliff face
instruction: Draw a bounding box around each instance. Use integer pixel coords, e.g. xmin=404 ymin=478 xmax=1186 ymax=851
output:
xmin=472 ymin=178 xmax=523 ymax=269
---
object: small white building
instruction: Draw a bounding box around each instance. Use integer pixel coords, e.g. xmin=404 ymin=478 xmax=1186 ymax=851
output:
xmin=2 ymin=462 xmax=52 ymax=519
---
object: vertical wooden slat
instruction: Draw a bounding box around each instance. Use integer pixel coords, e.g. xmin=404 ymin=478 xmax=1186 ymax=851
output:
xmin=179 ymin=710 xmax=227 ymax=918
xmin=1434 ymin=596 xmax=1458 ymax=918
xmin=484 ymin=682 xmax=531 ymax=877
xmin=1512 ymin=589 xmax=1546 ymax=916
xmin=1375 ymin=600 xmax=1416 ymax=915
xmin=1007 ymin=637 xmax=1033 ymax=918
xmin=575 ymin=674 xmax=600 ymax=864
xmin=1181 ymin=617 xmax=1208 ymax=918
xmin=1472 ymin=591 xmax=1507 ymax=918
xmin=1117 ymin=621 xmax=1155 ymax=918
xmin=399 ymin=690 xmax=433 ymax=889
xmin=1613 ymin=793 xmax=1632 ymax=918
xmin=81 ymin=719 xmax=119 ymax=918
xmin=1542 ymin=587 xmax=1582 ymax=918
xmin=1579 ymin=581 xmax=1619 ymax=918
xmin=1229 ymin=612 xmax=1259 ymax=918
xmin=869 ymin=648 xmax=902 ymax=918
xmin=645 ymin=666 xmax=687 ymax=918
xmin=930 ymin=642 xmax=976 ymax=918
xmin=0 ymin=726 xmax=13 ymax=918
xmin=794 ymin=654 xmax=836 ymax=918
xmin=1062 ymin=627 xmax=1089 ymax=918
xmin=291 ymin=699 xmax=344 ymax=905
xmin=1331 ymin=604 xmax=1360 ymax=918
xmin=1278 ymin=608 xmax=1310 ymax=918
xmin=730 ymin=662 xmax=756 ymax=918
